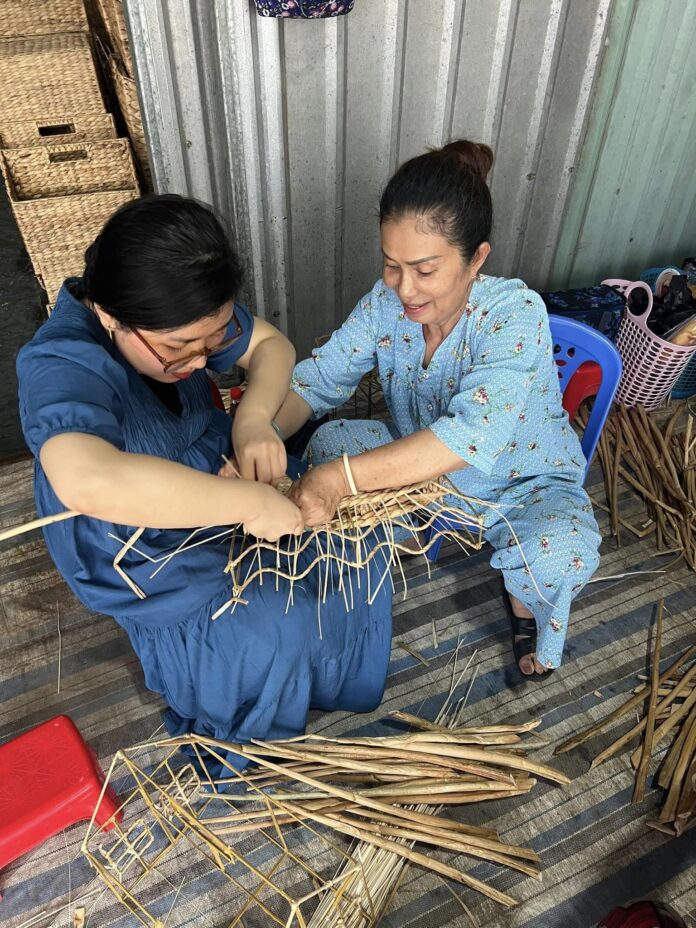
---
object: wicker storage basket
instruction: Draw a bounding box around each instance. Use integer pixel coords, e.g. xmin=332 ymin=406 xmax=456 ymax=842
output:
xmin=0 ymin=33 xmax=103 ymax=121
xmin=0 ymin=113 xmax=116 ymax=149
xmin=37 ymin=268 xmax=77 ymax=305
xmin=0 ymin=0 xmax=89 ymax=37
xmin=109 ymin=55 xmax=152 ymax=188
xmin=96 ymin=0 xmax=130 ymax=69
xmin=35 ymin=244 xmax=87 ymax=293
xmin=1 ymin=139 xmax=139 ymax=199
xmin=5 ymin=188 xmax=137 ymax=260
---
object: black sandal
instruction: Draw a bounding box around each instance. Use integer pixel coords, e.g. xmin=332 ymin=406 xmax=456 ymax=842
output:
xmin=501 ymin=583 xmax=554 ymax=681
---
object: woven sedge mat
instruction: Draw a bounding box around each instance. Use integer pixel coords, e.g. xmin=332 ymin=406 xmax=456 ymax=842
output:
xmin=0 ymin=456 xmax=695 ymax=928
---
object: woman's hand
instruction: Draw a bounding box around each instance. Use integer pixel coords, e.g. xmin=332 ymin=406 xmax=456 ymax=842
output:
xmin=243 ymin=482 xmax=304 ymax=541
xmin=232 ymin=413 xmax=287 ymax=484
xmin=218 ymin=455 xmax=240 ymax=478
xmin=289 ymin=461 xmax=350 ymax=527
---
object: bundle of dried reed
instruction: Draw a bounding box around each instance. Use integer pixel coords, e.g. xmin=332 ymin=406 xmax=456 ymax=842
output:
xmin=183 ymin=717 xmax=566 ymax=917
xmin=555 ymin=601 xmax=696 ymax=836
xmin=83 ymin=647 xmax=566 ymax=925
xmin=590 ymin=402 xmax=696 ymax=568
xmin=290 ymin=656 xmax=565 ymax=926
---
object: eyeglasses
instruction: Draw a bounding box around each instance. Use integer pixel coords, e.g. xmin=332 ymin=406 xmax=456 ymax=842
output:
xmin=130 ymin=314 xmax=244 ymax=374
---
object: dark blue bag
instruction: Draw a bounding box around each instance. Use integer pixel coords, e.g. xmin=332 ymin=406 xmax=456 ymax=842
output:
xmin=539 ymin=284 xmax=625 ymax=342
xmin=253 ymin=0 xmax=354 ymax=16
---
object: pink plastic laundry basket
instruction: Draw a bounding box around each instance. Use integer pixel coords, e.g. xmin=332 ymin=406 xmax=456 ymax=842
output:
xmin=604 ymin=278 xmax=696 ymax=411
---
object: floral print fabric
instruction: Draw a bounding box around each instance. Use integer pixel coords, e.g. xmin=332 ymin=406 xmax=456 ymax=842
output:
xmin=292 ymin=275 xmax=602 ymax=668
xmin=253 ymin=0 xmax=354 ymax=17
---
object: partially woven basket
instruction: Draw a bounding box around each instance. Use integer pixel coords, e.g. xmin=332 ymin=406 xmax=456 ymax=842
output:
xmin=275 ymin=475 xmax=449 ymax=530
xmin=1 ymin=139 xmax=139 ymax=200
xmin=0 ymin=113 xmax=116 ymax=149
xmin=0 ymin=34 xmax=103 ymax=121
xmin=109 ymin=54 xmax=152 ymax=188
xmin=0 ymin=0 xmax=89 ymax=36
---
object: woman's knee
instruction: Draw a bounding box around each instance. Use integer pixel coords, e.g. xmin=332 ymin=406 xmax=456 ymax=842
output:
xmin=306 ymin=417 xmax=394 ymax=464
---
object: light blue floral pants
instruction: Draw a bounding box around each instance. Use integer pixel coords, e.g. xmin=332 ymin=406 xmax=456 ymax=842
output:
xmin=305 ymin=418 xmax=601 ymax=670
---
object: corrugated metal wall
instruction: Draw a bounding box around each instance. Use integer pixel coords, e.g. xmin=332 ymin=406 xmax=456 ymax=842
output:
xmin=549 ymin=0 xmax=696 ymax=289
xmin=126 ymin=0 xmax=612 ymax=357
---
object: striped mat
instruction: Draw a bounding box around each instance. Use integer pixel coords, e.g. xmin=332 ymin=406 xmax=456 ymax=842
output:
xmin=1 ymin=457 xmax=695 ymax=928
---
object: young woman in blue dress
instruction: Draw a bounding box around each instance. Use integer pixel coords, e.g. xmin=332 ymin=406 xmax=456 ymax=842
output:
xmin=17 ymin=195 xmax=392 ymax=759
xmin=274 ymin=140 xmax=602 ymax=678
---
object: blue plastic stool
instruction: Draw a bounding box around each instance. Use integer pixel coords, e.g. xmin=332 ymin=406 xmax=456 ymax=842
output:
xmin=424 ymin=314 xmax=622 ymax=561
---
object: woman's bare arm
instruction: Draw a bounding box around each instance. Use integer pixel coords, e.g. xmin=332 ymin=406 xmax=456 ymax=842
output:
xmin=40 ymin=432 xmax=303 ymax=538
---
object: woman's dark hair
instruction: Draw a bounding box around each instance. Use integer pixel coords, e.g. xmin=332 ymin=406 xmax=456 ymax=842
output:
xmin=379 ymin=139 xmax=493 ymax=263
xmin=83 ymin=194 xmax=244 ymax=330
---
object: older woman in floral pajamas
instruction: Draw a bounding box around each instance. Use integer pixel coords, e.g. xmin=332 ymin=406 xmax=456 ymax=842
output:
xmin=275 ymin=140 xmax=601 ymax=677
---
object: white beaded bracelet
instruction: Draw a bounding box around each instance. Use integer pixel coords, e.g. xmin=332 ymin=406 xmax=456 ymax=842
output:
xmin=342 ymin=452 xmax=358 ymax=495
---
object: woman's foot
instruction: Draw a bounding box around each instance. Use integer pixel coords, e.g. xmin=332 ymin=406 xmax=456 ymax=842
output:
xmin=508 ymin=594 xmax=549 ymax=675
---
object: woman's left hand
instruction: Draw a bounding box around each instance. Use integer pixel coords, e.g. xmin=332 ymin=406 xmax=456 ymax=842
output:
xmin=289 ymin=461 xmax=349 ymax=526
xmin=232 ymin=415 xmax=287 ymax=484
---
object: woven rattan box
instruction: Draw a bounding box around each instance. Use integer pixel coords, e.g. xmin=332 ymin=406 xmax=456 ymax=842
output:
xmin=0 ymin=0 xmax=89 ymax=37
xmin=0 ymin=33 xmax=104 ymax=121
xmin=0 ymin=113 xmax=116 ymax=149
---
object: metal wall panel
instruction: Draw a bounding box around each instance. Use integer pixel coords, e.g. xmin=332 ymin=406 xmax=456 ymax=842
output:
xmin=125 ymin=0 xmax=612 ymax=357
xmin=550 ymin=0 xmax=696 ymax=289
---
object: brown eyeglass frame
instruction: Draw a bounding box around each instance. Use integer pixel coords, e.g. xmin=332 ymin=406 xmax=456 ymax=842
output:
xmin=130 ymin=314 xmax=244 ymax=373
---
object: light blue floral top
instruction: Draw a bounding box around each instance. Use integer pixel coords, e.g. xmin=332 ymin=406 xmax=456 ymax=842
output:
xmin=291 ymin=275 xmax=586 ymax=519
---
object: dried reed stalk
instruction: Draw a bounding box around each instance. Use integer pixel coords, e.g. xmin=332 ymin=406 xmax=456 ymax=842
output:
xmin=556 ymin=610 xmax=696 ymax=834
xmin=298 ymin=667 xmax=563 ymax=924
xmin=594 ymin=404 xmax=696 ymax=568
xmin=630 ymin=661 xmax=696 ymax=768
xmin=659 ymin=706 xmax=696 ymax=826
xmin=0 ymin=507 xmax=80 ymax=542
xmin=277 ymin=800 xmax=519 ymax=907
xmin=92 ymin=668 xmax=561 ymax=922
xmin=171 ymin=726 xmax=554 ymax=912
xmin=555 ymin=643 xmax=696 ymax=755
xmin=632 ymin=600 xmax=663 ymax=803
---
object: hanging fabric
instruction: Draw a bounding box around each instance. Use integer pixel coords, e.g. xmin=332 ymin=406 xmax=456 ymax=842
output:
xmin=253 ymin=0 xmax=354 ymax=18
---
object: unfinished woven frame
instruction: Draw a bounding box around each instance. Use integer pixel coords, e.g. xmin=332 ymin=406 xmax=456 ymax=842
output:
xmin=220 ymin=477 xmax=486 ymax=617
xmin=106 ymin=477 xmax=487 ymax=615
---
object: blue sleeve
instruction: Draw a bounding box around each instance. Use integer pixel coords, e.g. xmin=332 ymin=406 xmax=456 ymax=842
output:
xmin=206 ymin=301 xmax=254 ymax=372
xmin=429 ymin=284 xmax=548 ymax=475
xmin=290 ymin=287 xmax=379 ymax=416
xmin=17 ymin=338 xmax=128 ymax=457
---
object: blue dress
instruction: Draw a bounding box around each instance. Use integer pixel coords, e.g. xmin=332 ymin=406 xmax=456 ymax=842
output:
xmin=16 ymin=281 xmax=392 ymax=762
xmin=291 ymin=276 xmax=602 ymax=669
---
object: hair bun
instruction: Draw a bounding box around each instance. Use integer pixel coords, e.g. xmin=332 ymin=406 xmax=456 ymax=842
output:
xmin=440 ymin=140 xmax=494 ymax=181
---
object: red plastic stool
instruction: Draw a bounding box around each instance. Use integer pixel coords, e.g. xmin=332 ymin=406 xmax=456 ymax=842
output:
xmin=561 ymin=360 xmax=603 ymax=420
xmin=0 ymin=716 xmax=122 ymax=870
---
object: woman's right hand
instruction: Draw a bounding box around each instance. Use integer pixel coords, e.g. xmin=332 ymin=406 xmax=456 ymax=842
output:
xmin=242 ymin=482 xmax=304 ymax=541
